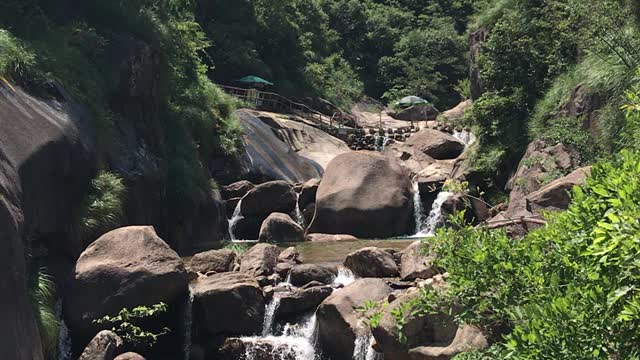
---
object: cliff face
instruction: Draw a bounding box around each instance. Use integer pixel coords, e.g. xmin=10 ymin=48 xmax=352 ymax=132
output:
xmin=469 ymin=27 xmax=489 ymax=101
xmin=0 ymin=81 xmax=96 ymax=360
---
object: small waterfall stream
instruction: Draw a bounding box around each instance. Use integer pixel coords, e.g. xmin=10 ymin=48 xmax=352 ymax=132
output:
xmin=452 ymin=130 xmax=476 ymax=148
xmin=262 ymin=296 xmax=282 ymax=336
xmin=293 ymin=193 xmax=306 ymax=227
xmin=55 ymin=300 xmax=72 ymax=360
xmin=412 ymin=182 xmax=453 ymax=237
xmin=352 ymin=334 xmax=382 ymax=360
xmin=332 ymin=267 xmax=356 ymax=287
xmin=228 ymin=199 xmax=243 ymax=240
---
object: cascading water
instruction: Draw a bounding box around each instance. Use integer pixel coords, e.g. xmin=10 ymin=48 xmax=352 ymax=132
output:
xmin=352 ymin=334 xmax=382 ymax=360
xmin=183 ymin=287 xmax=194 ymax=360
xmin=452 ymin=130 xmax=476 ymax=148
xmin=228 ymin=199 xmax=243 ymax=240
xmin=55 ymin=300 xmax=72 ymax=360
xmin=262 ymin=296 xmax=282 ymax=336
xmin=293 ymin=193 xmax=306 ymax=227
xmin=412 ymin=182 xmax=453 ymax=237
xmin=332 ymin=267 xmax=356 ymax=287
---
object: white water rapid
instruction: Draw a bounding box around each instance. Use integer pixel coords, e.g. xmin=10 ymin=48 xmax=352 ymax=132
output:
xmin=412 ymin=183 xmax=453 ymax=237
xmin=262 ymin=296 xmax=282 ymax=336
xmin=228 ymin=199 xmax=243 ymax=240
xmin=55 ymin=300 xmax=72 ymax=360
xmin=352 ymin=334 xmax=382 ymax=360
xmin=332 ymin=267 xmax=356 ymax=287
xmin=452 ymin=130 xmax=476 ymax=148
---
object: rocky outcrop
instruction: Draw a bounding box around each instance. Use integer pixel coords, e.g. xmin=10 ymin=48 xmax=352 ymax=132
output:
xmin=253 ymin=111 xmax=351 ymax=169
xmin=470 ymin=27 xmax=489 ymax=100
xmin=289 ymin=264 xmax=337 ymax=287
xmin=192 ymin=272 xmax=264 ymax=336
xmin=308 ymin=152 xmax=414 ymax=238
xmin=278 ymin=247 xmax=301 ymax=263
xmin=317 ymin=278 xmax=393 ymax=359
xmin=489 ymin=140 xmax=582 ymax=235
xmin=527 ymin=167 xmax=591 ymax=212
xmin=189 ymin=249 xmax=238 ymax=274
xmin=403 ymin=129 xmax=465 ymax=160
xmin=305 ymin=233 xmax=359 ymax=242
xmin=440 ymin=100 xmax=472 ymax=121
xmin=276 ymin=286 xmax=334 ymax=318
xmin=240 ymin=243 xmax=281 ymax=277
xmin=65 ymin=226 xmax=188 ymax=344
xmin=232 ymin=110 xmax=324 ymax=183
xmin=557 ymin=83 xmax=603 ymax=136
xmin=372 ymin=288 xmax=485 ymax=360
xmin=79 ymin=330 xmax=124 ymax=360
xmin=408 ymin=325 xmax=488 ymax=360
xmin=400 ymin=241 xmax=436 ymax=281
xmin=298 ymin=178 xmax=320 ymax=211
xmin=258 ymin=213 xmax=304 ymax=243
xmin=221 ymin=180 xmax=255 ymax=200
xmin=241 ymin=180 xmax=297 ymax=217
xmin=391 ymin=104 xmax=440 ymax=121
xmin=344 ymin=247 xmax=399 ymax=278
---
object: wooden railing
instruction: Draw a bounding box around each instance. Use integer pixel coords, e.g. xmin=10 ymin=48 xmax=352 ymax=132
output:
xmin=217 ymin=84 xmax=350 ymax=132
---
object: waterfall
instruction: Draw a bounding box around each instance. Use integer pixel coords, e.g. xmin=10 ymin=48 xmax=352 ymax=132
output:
xmin=228 ymin=199 xmax=243 ymax=240
xmin=262 ymin=296 xmax=282 ymax=336
xmin=293 ymin=193 xmax=306 ymax=227
xmin=332 ymin=267 xmax=356 ymax=287
xmin=55 ymin=300 xmax=72 ymax=360
xmin=183 ymin=287 xmax=194 ymax=360
xmin=452 ymin=130 xmax=476 ymax=148
xmin=412 ymin=184 xmax=453 ymax=237
xmin=240 ymin=313 xmax=318 ymax=360
xmin=352 ymin=334 xmax=382 ymax=360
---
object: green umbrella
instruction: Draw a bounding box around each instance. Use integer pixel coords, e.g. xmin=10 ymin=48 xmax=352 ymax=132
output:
xmin=236 ymin=75 xmax=274 ymax=86
xmin=396 ymin=95 xmax=429 ymax=107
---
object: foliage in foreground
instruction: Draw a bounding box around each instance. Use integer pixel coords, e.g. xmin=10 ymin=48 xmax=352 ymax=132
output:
xmin=94 ymin=302 xmax=170 ymax=353
xmin=29 ymin=269 xmax=58 ymax=358
xmin=223 ymin=242 xmax=250 ymax=256
xmin=420 ymin=146 xmax=640 ymax=358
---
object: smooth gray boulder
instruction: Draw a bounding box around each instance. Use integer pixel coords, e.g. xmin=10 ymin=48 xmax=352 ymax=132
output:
xmin=289 ymin=264 xmax=337 ymax=287
xmin=400 ymin=241 xmax=436 ymax=281
xmin=258 ymin=212 xmax=304 ymax=243
xmin=344 ymin=247 xmax=399 ymax=278
xmin=79 ymin=330 xmax=124 ymax=360
xmin=189 ymin=249 xmax=238 ymax=274
xmin=240 ymin=243 xmax=281 ymax=277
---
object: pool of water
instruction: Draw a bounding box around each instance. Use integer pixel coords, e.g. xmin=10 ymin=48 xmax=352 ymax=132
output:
xmin=279 ymin=239 xmax=416 ymax=264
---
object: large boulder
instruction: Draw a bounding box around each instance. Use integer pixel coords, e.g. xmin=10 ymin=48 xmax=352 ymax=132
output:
xmin=408 ymin=325 xmax=488 ymax=360
xmin=305 ymin=233 xmax=359 ymax=242
xmin=317 ymin=278 xmax=393 ymax=359
xmin=527 ymin=167 xmax=591 ymax=212
xmin=189 ymin=249 xmax=238 ymax=274
xmin=308 ymin=152 xmax=414 ymax=238
xmin=403 ymin=129 xmax=465 ymax=160
xmin=113 ymin=353 xmax=145 ymax=360
xmin=241 ymin=180 xmax=297 ymax=217
xmin=192 ymin=272 xmax=265 ymax=336
xmin=258 ymin=213 xmax=304 ymax=243
xmin=372 ymin=289 xmax=470 ymax=360
xmin=391 ymin=104 xmax=440 ymax=121
xmin=79 ymin=330 xmax=124 ymax=360
xmin=400 ymin=241 xmax=436 ymax=281
xmin=298 ymin=178 xmax=320 ymax=211
xmin=276 ymin=286 xmax=334 ymax=318
xmin=221 ymin=180 xmax=255 ymax=200
xmin=65 ymin=226 xmax=188 ymax=345
xmin=289 ymin=264 xmax=337 ymax=287
xmin=344 ymin=247 xmax=399 ymax=278
xmin=440 ymin=100 xmax=472 ymax=121
xmin=240 ymin=243 xmax=281 ymax=277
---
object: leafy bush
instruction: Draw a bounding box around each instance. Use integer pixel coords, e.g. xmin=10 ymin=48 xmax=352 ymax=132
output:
xmin=223 ymin=242 xmax=249 ymax=255
xmin=29 ymin=269 xmax=59 ymax=358
xmin=0 ymin=29 xmax=35 ymax=78
xmin=94 ymin=303 xmax=170 ymax=352
xmin=77 ymin=171 xmax=126 ymax=242
xmin=419 ymin=146 xmax=640 ymax=358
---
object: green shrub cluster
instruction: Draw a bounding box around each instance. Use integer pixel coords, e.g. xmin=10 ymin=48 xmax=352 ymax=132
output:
xmin=28 ymin=269 xmax=58 ymax=358
xmin=0 ymin=29 xmax=35 ymax=77
xmin=419 ymin=143 xmax=640 ymax=358
xmin=76 ymin=171 xmax=126 ymax=244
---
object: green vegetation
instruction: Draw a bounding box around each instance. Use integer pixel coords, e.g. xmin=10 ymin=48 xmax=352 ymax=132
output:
xmin=28 ymin=269 xmax=58 ymax=358
xmin=94 ymin=302 xmax=170 ymax=353
xmin=0 ymin=29 xmax=34 ymax=77
xmin=223 ymin=242 xmax=250 ymax=256
xmin=77 ymin=171 xmax=126 ymax=244
xmin=413 ymin=93 xmax=640 ymax=358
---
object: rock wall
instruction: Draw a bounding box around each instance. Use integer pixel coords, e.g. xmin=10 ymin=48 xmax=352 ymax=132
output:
xmin=469 ymin=27 xmax=489 ymax=101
